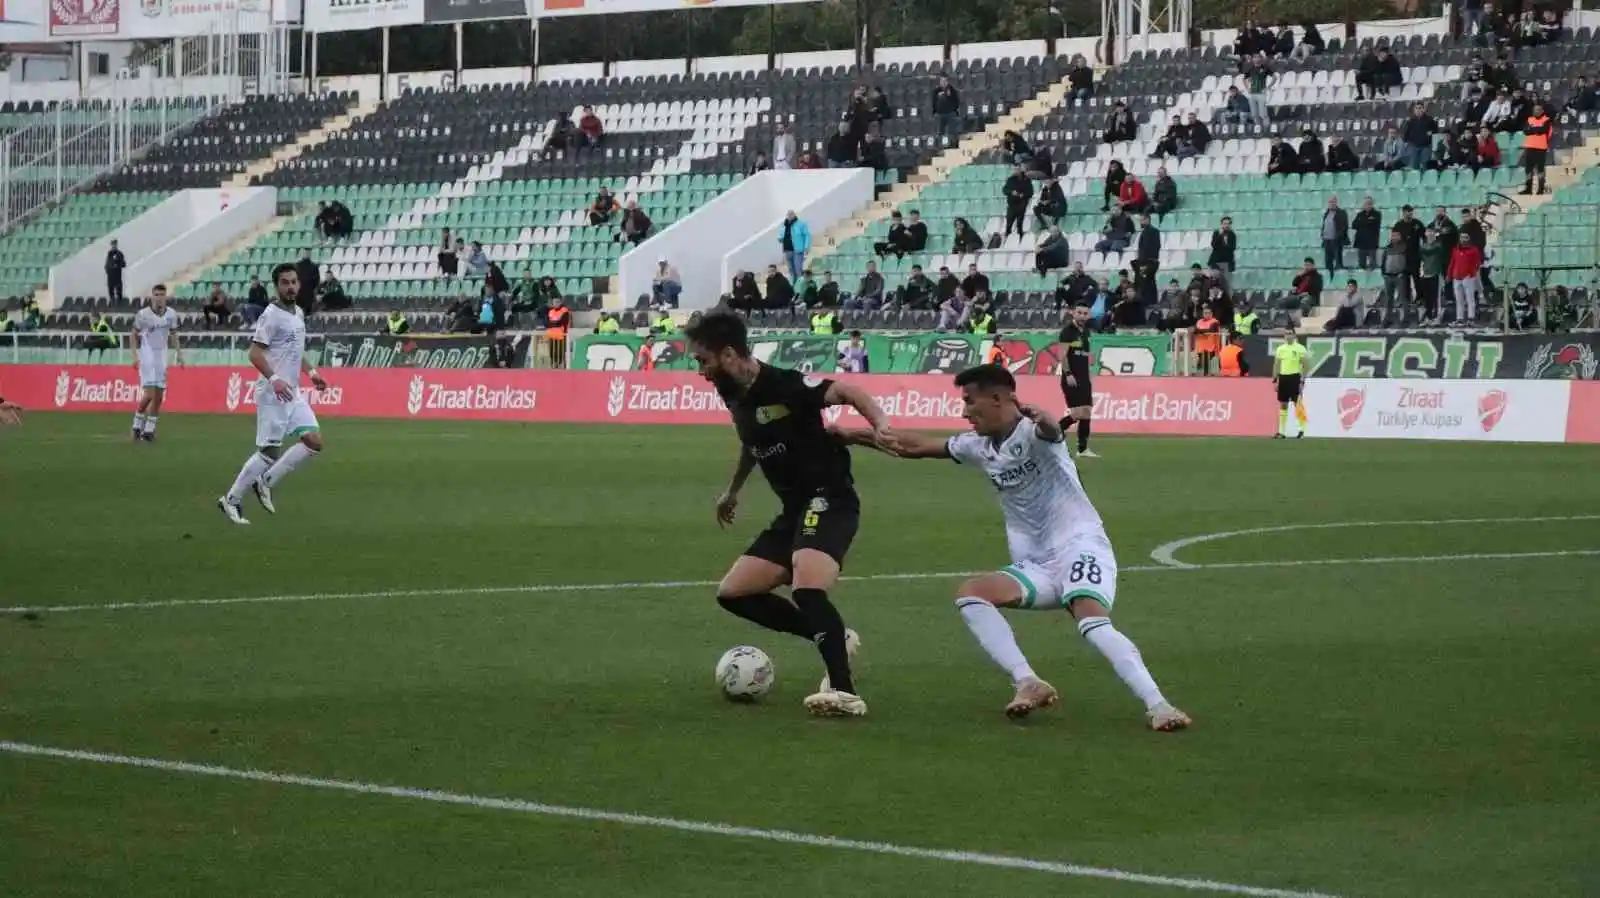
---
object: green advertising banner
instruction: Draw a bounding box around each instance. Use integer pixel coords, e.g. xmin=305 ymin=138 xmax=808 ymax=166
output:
xmin=574 ymin=332 xmax=1172 ymax=376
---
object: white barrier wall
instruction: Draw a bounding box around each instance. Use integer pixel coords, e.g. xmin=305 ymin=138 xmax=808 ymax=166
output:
xmin=618 ymin=169 xmax=874 ymax=311
xmin=49 ymin=187 xmax=277 ymax=300
xmin=1301 ymin=379 xmax=1572 ymax=443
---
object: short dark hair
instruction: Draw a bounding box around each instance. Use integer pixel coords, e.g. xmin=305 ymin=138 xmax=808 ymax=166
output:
xmin=271 ymin=262 xmax=297 ymax=284
xmin=684 ymin=310 xmax=750 ymax=357
xmin=849 ymin=329 xmax=862 ymax=338
xmin=152 ymin=283 xmax=168 ymax=294
xmin=954 ymin=363 xmax=1016 ymax=392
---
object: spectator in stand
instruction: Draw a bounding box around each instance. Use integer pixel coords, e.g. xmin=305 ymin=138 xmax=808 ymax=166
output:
xmin=826 ymin=122 xmax=859 ymax=168
xmin=1103 ymin=101 xmax=1137 ymax=143
xmin=1377 ymin=228 xmax=1412 ymax=324
xmin=1508 ymin=284 xmax=1539 ymax=329
xmin=617 ymin=201 xmax=653 ymax=246
xmin=1268 ymin=134 xmax=1299 ymax=176
xmin=794 ymin=269 xmax=818 ymax=307
xmin=1566 ymin=75 xmax=1597 ymax=113
xmin=1150 ymin=167 xmax=1179 ymax=220
xmin=1418 ymin=226 xmax=1447 ymax=323
xmin=1242 ymin=53 xmax=1273 ymax=123
xmin=294 ymin=249 xmax=320 ymax=317
xmin=875 ymin=211 xmax=909 ymax=259
xmin=1483 ymin=89 xmax=1515 ymax=131
xmin=796 ymin=149 xmax=823 ymax=169
xmin=1035 ymin=225 xmax=1070 ymax=275
xmin=1400 ymin=102 xmax=1440 ymax=171
xmin=463 ymin=241 xmax=489 ymax=279
xmin=1292 ymin=21 xmax=1325 ymax=60
xmin=1325 ymin=279 xmax=1362 ymax=331
xmin=848 ymin=261 xmax=885 ymax=310
xmin=1208 ymin=216 xmax=1237 ymax=292
xmin=1034 ymin=176 xmax=1067 ymax=229
xmin=652 ymin=260 xmax=683 ymax=308
xmin=314 ymin=200 xmax=353 ymax=242
xmin=962 ymin=262 xmax=991 ymax=299
xmin=1118 ymin=172 xmax=1150 ymax=214
xmin=749 ymin=152 xmax=772 ymax=175
xmin=952 ymin=217 xmax=984 ymax=255
xmin=814 ymin=270 xmax=842 ymax=308
xmin=936 ymin=289 xmax=972 ymax=331
xmin=1298 ymin=129 xmax=1327 ymax=173
xmin=437 ymin=229 xmax=458 ymax=277
xmin=1101 ymin=160 xmax=1127 ymax=212
xmin=1327 ymin=136 xmax=1360 ymax=173
xmin=778 ymin=210 xmax=810 ymax=281
xmin=1001 ymin=130 xmax=1033 ymax=165
xmin=1002 ymin=164 xmax=1034 ymax=238
xmin=1375 ymin=126 xmax=1406 ymax=171
xmin=1056 ymin=261 xmax=1097 ymax=310
xmin=771 ymin=123 xmax=796 ymax=169
xmin=1476 ymin=127 xmax=1502 ymax=169
xmin=241 ymin=274 xmax=269 ymax=326
xmin=202 ymin=282 xmax=230 ymax=329
xmin=1136 ymin=212 xmax=1162 ymax=272
xmin=1353 ymin=197 xmax=1383 ymax=269
xmin=1355 ymin=45 xmax=1381 ymax=100
xmin=1460 ymin=206 xmax=1488 ymax=249
xmin=1219 ymin=86 xmax=1254 ymax=125
xmin=578 ymin=105 xmax=604 ymax=148
xmin=899 ymin=265 xmax=937 ymax=309
xmin=1271 ymin=24 xmax=1295 ymax=57
xmin=318 ymin=271 xmax=350 ymax=311
xmin=545 ymin=111 xmax=577 ymax=154
xmin=839 ymin=331 xmax=869 ymax=372
xmin=1062 ymin=56 xmax=1094 ymax=101
xmin=728 ymin=269 xmax=761 ymax=312
xmin=764 ymin=264 xmax=795 ymax=308
xmin=1159 ymin=112 xmax=1210 ymax=160
xmin=1432 ymin=206 xmax=1460 ymax=252
xmin=105 ymin=239 xmax=126 ymax=303
xmin=1521 ymin=101 xmax=1553 ymax=195
xmin=932 ymin=75 xmax=962 ymax=140
xmin=868 ymin=86 xmax=893 ymax=122
xmin=1288 ymin=258 xmax=1324 ymax=311
xmin=1321 ymin=196 xmax=1350 ymax=272
xmin=1094 ymin=205 xmax=1136 ymax=254
xmin=1025 ymin=145 xmax=1054 ymax=180
xmin=1448 ymin=238 xmax=1485 ymax=325
xmin=588 ymin=187 xmax=617 ymax=226
xmin=1395 ymin=205 xmax=1425 ymax=298
xmin=933 ymin=265 xmax=960 ymax=303
xmin=861 ymin=130 xmax=890 ymax=171
xmin=1376 ymin=45 xmax=1403 ymax=97
xmin=1461 ymin=0 xmax=1487 ymax=40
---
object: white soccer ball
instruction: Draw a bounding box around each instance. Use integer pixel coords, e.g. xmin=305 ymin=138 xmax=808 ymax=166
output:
xmin=715 ymin=646 xmax=775 ymax=701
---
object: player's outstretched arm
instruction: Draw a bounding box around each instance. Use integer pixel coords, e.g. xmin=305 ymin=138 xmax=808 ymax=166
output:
xmin=1017 ymin=403 xmax=1064 ymax=443
xmin=823 ymin=381 xmax=891 ymax=435
xmin=850 ymin=430 xmax=949 ymax=460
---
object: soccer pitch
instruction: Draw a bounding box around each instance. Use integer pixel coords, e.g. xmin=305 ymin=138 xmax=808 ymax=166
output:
xmin=2 ymin=414 xmax=1597 ymax=898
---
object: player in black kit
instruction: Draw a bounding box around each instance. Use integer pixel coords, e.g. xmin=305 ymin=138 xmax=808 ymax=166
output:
xmin=1057 ymin=303 xmax=1098 ymax=458
xmin=685 ymin=311 xmax=892 ymax=717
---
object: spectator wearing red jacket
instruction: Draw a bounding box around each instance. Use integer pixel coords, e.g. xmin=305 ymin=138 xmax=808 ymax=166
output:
xmin=1118 ymin=175 xmax=1150 ymax=214
xmin=1448 ymin=241 xmax=1484 ymax=324
xmin=1475 ymin=128 xmax=1501 ymax=169
xmin=578 ymin=105 xmax=604 ymax=148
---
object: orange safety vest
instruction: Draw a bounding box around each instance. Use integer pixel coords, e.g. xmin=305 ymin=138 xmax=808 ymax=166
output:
xmin=1524 ymin=115 xmax=1551 ymax=151
xmin=545 ymin=305 xmax=570 ymax=340
xmin=985 ymin=344 xmax=1009 ymax=367
xmin=637 ymin=343 xmax=655 ymax=370
xmin=1219 ymin=343 xmax=1243 ymax=376
xmin=1194 ymin=317 xmax=1221 ymax=354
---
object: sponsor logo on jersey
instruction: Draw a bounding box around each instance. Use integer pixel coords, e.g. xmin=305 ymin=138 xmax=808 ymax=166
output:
xmin=987 ymin=458 xmax=1040 ymax=491
xmin=754 ymin=404 xmax=789 ymax=424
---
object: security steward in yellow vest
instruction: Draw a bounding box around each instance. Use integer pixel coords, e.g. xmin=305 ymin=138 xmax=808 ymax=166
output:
xmin=810 ymin=310 xmax=840 ymax=334
xmin=385 ymin=311 xmax=410 ymax=335
xmin=595 ymin=314 xmax=620 ymax=334
xmin=1233 ymin=307 xmax=1259 ymax=336
xmin=87 ymin=314 xmax=119 ymax=360
xmin=652 ymin=312 xmax=675 ymax=334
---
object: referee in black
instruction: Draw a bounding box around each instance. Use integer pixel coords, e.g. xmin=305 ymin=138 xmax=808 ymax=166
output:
xmin=687 ymin=311 xmax=892 ymax=718
xmin=1057 ymin=303 xmax=1098 ymax=458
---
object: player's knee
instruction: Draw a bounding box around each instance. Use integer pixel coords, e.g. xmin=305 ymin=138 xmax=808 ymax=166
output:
xmin=301 ymin=432 xmax=324 ymax=452
xmin=956 ymin=576 xmax=1014 ymax=606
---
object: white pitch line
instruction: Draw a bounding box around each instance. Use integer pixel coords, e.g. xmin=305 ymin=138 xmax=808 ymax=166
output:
xmin=0 ymin=740 xmax=1342 ymax=898
xmin=1147 ymin=515 xmax=1600 ymax=569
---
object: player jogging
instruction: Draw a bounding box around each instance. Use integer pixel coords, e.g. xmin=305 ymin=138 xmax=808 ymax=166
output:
xmin=686 ymin=311 xmax=890 ymax=718
xmin=1056 ymin=304 xmax=1097 ymax=458
xmin=0 ymin=394 xmax=21 ymax=426
xmin=217 ymin=263 xmax=329 ymax=524
xmin=835 ymin=364 xmax=1190 ymax=731
xmin=1273 ymin=329 xmax=1309 ymax=439
xmin=129 ymin=284 xmax=182 ymax=442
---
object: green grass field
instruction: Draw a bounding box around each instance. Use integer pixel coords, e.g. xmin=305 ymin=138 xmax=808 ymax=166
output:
xmin=2 ymin=413 xmax=1598 ymax=898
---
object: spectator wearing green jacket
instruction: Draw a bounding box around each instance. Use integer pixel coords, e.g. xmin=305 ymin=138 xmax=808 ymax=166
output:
xmin=1419 ymin=227 xmax=1448 ymax=324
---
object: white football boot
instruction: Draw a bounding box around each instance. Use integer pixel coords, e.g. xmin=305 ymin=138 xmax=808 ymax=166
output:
xmin=1147 ymin=701 xmax=1193 ymax=732
xmin=1004 ymin=676 xmax=1060 ymax=719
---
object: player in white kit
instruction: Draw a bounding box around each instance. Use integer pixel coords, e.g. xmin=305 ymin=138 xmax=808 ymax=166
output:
xmin=129 ymin=285 xmax=182 ymax=442
xmin=217 ymin=263 xmax=329 ymax=525
xmin=834 ymin=364 xmax=1190 ymax=731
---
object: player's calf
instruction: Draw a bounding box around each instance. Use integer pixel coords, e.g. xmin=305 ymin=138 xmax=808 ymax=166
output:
xmin=1069 ymin=598 xmax=1190 ymax=731
xmin=791 ymin=548 xmax=861 ymax=709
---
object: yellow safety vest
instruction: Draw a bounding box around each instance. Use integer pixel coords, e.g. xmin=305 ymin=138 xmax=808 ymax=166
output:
xmin=653 ymin=315 xmax=674 ymax=333
xmin=1234 ymin=312 xmax=1258 ymax=335
xmin=596 ymin=318 xmax=620 ymax=334
xmin=811 ymin=312 xmax=835 ymax=334
xmin=386 ymin=315 xmax=408 ymax=334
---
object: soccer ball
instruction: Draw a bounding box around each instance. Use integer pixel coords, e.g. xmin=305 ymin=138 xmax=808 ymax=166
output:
xmin=715 ymin=646 xmax=775 ymax=701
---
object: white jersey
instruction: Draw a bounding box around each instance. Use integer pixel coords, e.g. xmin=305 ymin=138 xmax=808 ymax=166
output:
xmin=134 ymin=306 xmax=178 ymax=367
xmin=946 ymin=419 xmax=1108 ymax=566
xmin=250 ymin=302 xmax=307 ymax=388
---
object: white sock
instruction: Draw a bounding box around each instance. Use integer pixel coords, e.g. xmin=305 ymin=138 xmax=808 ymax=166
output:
xmin=957 ymin=598 xmax=1036 ymax=684
xmin=142 ymin=415 xmax=158 ymax=435
xmin=132 ymin=413 xmax=146 ymax=432
xmin=225 ymin=452 xmax=275 ymax=503
xmin=262 ymin=443 xmax=318 ymax=488
xmin=1077 ymin=617 xmax=1166 ymax=710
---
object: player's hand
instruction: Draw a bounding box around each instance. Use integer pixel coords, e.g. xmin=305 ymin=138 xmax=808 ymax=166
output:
xmin=1064 ymin=374 xmax=1077 ymax=386
xmin=271 ymin=376 xmax=296 ymax=401
xmin=310 ymin=373 xmax=329 ymax=391
xmin=714 ymin=491 xmax=738 ymax=528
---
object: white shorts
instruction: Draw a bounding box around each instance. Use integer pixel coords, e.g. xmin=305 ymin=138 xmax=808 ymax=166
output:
xmin=138 ymin=358 xmax=168 ymax=390
xmin=1000 ymin=536 xmax=1119 ymax=610
xmin=254 ymin=381 xmax=319 ymax=448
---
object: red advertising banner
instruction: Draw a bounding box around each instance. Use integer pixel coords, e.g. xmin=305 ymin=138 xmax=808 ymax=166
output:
xmin=50 ymin=0 xmax=120 ymax=36
xmin=1565 ymin=382 xmax=1600 ymax=444
xmin=0 ymin=365 xmax=1282 ymax=436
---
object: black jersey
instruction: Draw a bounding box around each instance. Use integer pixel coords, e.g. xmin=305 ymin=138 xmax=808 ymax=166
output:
xmin=1057 ymin=323 xmax=1092 ymax=380
xmin=727 ymin=363 xmax=857 ymax=508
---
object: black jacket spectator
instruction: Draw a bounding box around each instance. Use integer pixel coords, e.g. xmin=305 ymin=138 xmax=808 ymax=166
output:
xmin=1003 ymin=171 xmax=1034 ymax=209
xmin=1327 ymin=138 xmax=1360 ymax=173
xmin=765 ymin=269 xmax=795 ymax=306
xmin=1298 ymin=134 xmax=1326 ymax=173
xmin=1353 ymin=206 xmax=1384 ymax=252
xmin=1151 ymin=173 xmax=1178 ymax=216
xmin=1056 ymin=268 xmax=1096 ymax=309
xmin=1208 ymin=226 xmax=1237 ymax=269
xmin=1103 ymin=103 xmax=1136 ymax=143
xmin=1069 ymin=62 xmax=1094 ymax=97
xmin=1035 ymin=179 xmax=1067 ymax=224
xmin=1268 ymin=139 xmax=1299 ymax=176
xmin=1102 ymin=161 xmax=1127 ymax=212
xmin=294 ymin=255 xmax=320 ymax=316
xmin=901 ymin=269 xmax=937 ymax=309
xmin=952 ymin=218 xmax=984 ymax=255
xmin=904 ymin=217 xmax=928 ymax=252
xmin=932 ymin=81 xmax=961 ymax=116
xmin=935 ymin=270 xmax=960 ymax=302
xmin=826 ymin=129 xmax=859 ymax=166
xmin=1401 ymin=107 xmax=1440 ymax=151
xmin=730 ymin=271 xmax=762 ymax=311
xmin=962 ymin=269 xmax=991 ymax=299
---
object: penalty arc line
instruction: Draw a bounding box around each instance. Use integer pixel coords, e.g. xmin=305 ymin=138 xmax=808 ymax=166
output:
xmin=0 ymin=740 xmax=1343 ymax=898
xmin=5 ymin=546 xmax=1600 ymax=616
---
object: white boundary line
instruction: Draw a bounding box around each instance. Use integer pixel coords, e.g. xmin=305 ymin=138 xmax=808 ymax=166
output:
xmin=5 ymin=516 xmax=1597 ymax=616
xmin=0 ymin=739 xmax=1342 ymax=898
xmin=1147 ymin=515 xmax=1600 ymax=569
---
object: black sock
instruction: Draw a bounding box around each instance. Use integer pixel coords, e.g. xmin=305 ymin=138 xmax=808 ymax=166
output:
xmin=1058 ymin=414 xmax=1074 ymax=433
xmin=1077 ymin=418 xmax=1092 ymax=453
xmin=717 ymin=593 xmax=812 ymax=639
xmin=791 ymin=587 xmax=855 ymax=695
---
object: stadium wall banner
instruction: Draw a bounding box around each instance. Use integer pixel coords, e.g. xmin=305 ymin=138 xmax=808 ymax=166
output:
xmin=573 ymin=333 xmax=1172 ymax=376
xmin=1242 ymin=333 xmax=1600 ymax=379
xmin=1564 ymin=383 xmax=1600 ymax=444
xmin=423 ymin=0 xmax=528 ymax=21
xmin=1301 ymin=378 xmax=1572 ymax=443
xmin=319 ymin=333 xmax=531 ymax=369
xmin=49 ymin=0 xmax=271 ymax=38
xmin=534 ymin=0 xmax=815 ymax=18
xmin=3 ymin=366 xmax=1273 ymax=436
xmin=304 ymin=0 xmax=422 ymax=32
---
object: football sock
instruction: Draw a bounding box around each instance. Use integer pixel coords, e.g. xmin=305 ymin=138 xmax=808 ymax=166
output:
xmin=132 ymin=413 xmax=146 ymax=432
xmin=716 ymin=593 xmax=812 ymax=639
xmin=1077 ymin=418 xmax=1092 ymax=453
xmin=956 ymin=597 xmax=1036 ymax=684
xmin=1058 ymin=414 xmax=1074 ymax=433
xmin=142 ymin=415 xmax=158 ymax=436
xmin=225 ymin=452 xmax=275 ymax=503
xmin=1277 ymin=406 xmax=1288 ymax=434
xmin=1294 ymin=399 xmax=1308 ymax=427
xmin=262 ymin=443 xmax=319 ymax=488
xmin=791 ymin=587 xmax=855 ymax=695
xmin=1077 ymin=616 xmax=1166 ymax=711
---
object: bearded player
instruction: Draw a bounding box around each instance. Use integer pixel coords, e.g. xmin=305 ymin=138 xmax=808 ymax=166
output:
xmin=835 ymin=364 xmax=1190 ymax=731
xmin=217 ymin=263 xmax=328 ymax=524
xmin=687 ymin=311 xmax=889 ymax=718
xmin=1056 ymin=303 xmax=1097 ymax=458
xmin=129 ymin=284 xmax=182 ymax=442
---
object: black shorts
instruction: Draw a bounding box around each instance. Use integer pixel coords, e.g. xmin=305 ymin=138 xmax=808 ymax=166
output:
xmin=439 ymin=253 xmax=459 ymax=275
xmin=1061 ymin=375 xmax=1093 ymax=409
xmin=744 ymin=496 xmax=860 ymax=570
xmin=1276 ymin=374 xmax=1303 ymax=403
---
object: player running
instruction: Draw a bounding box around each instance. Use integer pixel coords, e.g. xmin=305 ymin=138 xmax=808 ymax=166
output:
xmin=1056 ymin=304 xmax=1097 ymax=458
xmin=686 ymin=311 xmax=890 ymax=718
xmin=217 ymin=263 xmax=328 ymax=524
xmin=1273 ymin=328 xmax=1309 ymax=439
xmin=835 ymin=364 xmax=1190 ymax=731
xmin=129 ymin=284 xmax=182 ymax=442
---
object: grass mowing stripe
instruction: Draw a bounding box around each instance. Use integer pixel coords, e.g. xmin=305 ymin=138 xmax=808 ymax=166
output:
xmin=0 ymin=740 xmax=1344 ymax=898
xmin=5 ymin=548 xmax=1599 ymax=616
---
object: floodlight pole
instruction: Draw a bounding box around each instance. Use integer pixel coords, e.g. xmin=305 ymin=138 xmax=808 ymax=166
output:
xmin=1101 ymin=0 xmax=1192 ymax=65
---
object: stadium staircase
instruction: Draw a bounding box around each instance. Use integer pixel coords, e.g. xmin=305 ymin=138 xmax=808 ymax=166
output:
xmin=222 ymin=97 xmax=380 ymax=190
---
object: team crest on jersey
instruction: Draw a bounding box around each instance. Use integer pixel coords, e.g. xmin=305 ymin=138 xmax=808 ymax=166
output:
xmin=808 ymin=496 xmax=828 ymax=514
xmin=802 ymin=374 xmax=825 ymax=388
xmin=1007 ymin=441 xmax=1025 ymax=458
xmin=755 ymin=404 xmax=790 ymax=424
